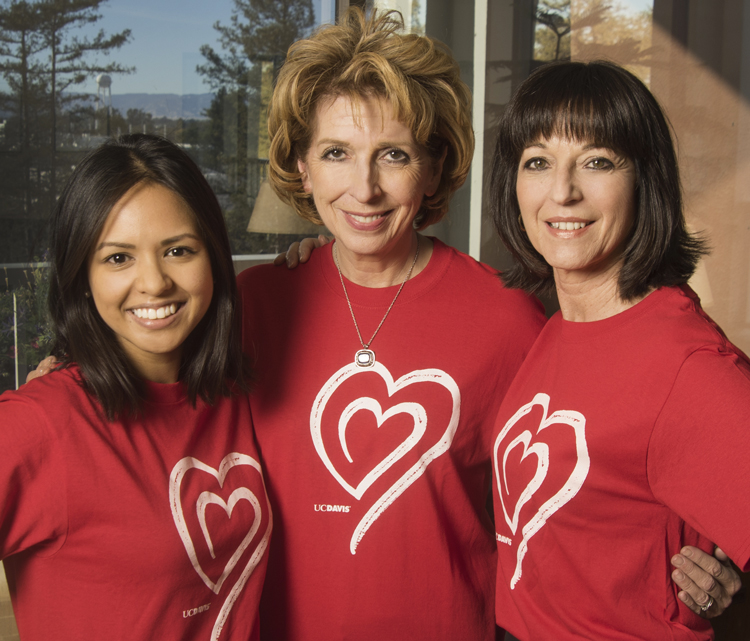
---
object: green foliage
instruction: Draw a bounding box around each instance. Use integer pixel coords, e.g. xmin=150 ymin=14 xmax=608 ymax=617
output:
xmin=0 ymin=261 xmax=52 ymax=393
xmin=535 ymin=0 xmax=571 ymax=61
xmin=0 ymin=0 xmax=133 ymax=264
xmin=0 ymin=0 xmax=133 ymax=152
xmin=195 ymin=0 xmax=317 ymax=253
xmin=199 ymin=0 xmax=314 ymax=77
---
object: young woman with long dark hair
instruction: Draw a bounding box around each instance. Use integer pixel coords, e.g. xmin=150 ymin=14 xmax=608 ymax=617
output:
xmin=0 ymin=134 xmax=271 ymax=641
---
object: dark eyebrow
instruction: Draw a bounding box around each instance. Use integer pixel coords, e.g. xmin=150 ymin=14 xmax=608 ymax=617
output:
xmin=160 ymin=233 xmax=202 ymax=247
xmin=94 ymin=241 xmax=136 ymax=252
xmin=523 ymin=141 xmax=610 ymax=152
xmin=94 ymin=233 xmax=201 ymax=253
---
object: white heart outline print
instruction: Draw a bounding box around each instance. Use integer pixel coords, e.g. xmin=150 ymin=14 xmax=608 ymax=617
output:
xmin=170 ymin=453 xmax=273 ymax=640
xmin=311 ymin=361 xmax=460 ymax=554
xmin=493 ymin=392 xmax=589 ymax=589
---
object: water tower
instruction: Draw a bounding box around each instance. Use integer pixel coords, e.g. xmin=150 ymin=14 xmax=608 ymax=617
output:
xmin=96 ymin=74 xmax=112 ymax=135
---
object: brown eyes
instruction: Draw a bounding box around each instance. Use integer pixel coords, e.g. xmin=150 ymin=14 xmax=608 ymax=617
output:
xmin=521 ymin=156 xmax=616 ymax=171
xmin=522 ymin=158 xmax=548 ymax=171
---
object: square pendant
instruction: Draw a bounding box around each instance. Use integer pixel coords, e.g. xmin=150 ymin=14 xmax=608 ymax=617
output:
xmin=355 ymin=349 xmax=375 ymax=368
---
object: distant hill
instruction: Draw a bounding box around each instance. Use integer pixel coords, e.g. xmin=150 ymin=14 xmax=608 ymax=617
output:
xmin=110 ymin=93 xmax=214 ymax=120
xmin=0 ymin=93 xmax=215 ymax=121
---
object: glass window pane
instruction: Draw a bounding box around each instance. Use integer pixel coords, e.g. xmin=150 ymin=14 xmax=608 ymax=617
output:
xmin=0 ymin=0 xmax=329 ymax=392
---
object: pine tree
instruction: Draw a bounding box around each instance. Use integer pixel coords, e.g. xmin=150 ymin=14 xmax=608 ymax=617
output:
xmin=535 ymin=0 xmax=572 ymax=62
xmin=36 ymin=0 xmax=132 ymax=193
xmin=0 ymin=0 xmax=132 ymax=261
xmin=197 ymin=0 xmax=314 ymax=200
xmin=208 ymin=0 xmax=314 ymax=66
xmin=0 ymin=1 xmax=48 ymax=233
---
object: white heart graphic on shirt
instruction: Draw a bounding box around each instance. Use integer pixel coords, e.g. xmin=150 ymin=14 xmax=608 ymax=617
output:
xmin=499 ymin=431 xmax=549 ymax=536
xmin=170 ymin=453 xmax=272 ymax=640
xmin=311 ymin=361 xmax=460 ymax=554
xmin=493 ymin=393 xmax=589 ymax=589
xmin=335 ymin=397 xmax=428 ymax=499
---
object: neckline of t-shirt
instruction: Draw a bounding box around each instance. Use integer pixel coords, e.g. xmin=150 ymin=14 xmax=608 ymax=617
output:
xmin=317 ymin=236 xmax=453 ymax=308
xmin=143 ymin=379 xmax=187 ymax=405
xmin=63 ymin=363 xmax=188 ymax=406
xmin=556 ymin=285 xmax=678 ymax=342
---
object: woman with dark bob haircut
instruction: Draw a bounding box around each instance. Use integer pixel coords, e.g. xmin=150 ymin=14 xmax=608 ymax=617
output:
xmin=0 ymin=134 xmax=272 ymax=640
xmin=492 ymin=59 xmax=703 ymax=300
xmin=488 ymin=61 xmax=749 ymax=640
xmin=237 ymin=10 xmax=732 ymax=640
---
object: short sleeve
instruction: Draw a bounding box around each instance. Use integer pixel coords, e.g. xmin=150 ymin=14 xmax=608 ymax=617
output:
xmin=0 ymin=393 xmax=67 ymax=558
xmin=648 ymin=347 xmax=750 ymax=571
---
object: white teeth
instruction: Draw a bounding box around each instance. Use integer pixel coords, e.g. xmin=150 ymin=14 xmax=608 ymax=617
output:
xmin=549 ymin=221 xmax=588 ymax=230
xmin=133 ymin=304 xmax=177 ymax=320
xmin=350 ymin=213 xmax=383 ymax=223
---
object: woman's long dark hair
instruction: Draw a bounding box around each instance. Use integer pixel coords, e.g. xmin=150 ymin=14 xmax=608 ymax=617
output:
xmin=49 ymin=133 xmax=249 ymax=420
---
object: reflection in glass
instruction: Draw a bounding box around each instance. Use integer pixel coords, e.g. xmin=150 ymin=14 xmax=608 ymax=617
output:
xmin=0 ymin=0 xmax=326 ymax=392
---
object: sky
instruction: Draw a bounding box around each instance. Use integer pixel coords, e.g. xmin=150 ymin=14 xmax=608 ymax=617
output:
xmin=78 ymin=0 xmax=331 ymax=96
xmin=73 ymin=0 xmax=652 ymax=97
xmin=79 ymin=0 xmax=253 ymax=95
xmin=623 ymin=0 xmax=653 ymax=13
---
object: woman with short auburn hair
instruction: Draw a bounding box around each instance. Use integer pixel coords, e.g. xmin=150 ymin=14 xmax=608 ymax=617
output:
xmin=240 ymin=9 xmax=544 ymax=640
xmin=489 ymin=61 xmax=749 ymax=640
xmin=267 ymin=7 xmax=473 ymax=229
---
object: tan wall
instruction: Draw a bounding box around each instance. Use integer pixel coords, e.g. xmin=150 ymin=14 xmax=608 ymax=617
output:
xmin=572 ymin=0 xmax=750 ymax=354
xmin=0 ymin=566 xmax=18 ymax=641
xmin=571 ymin=3 xmax=750 ymax=636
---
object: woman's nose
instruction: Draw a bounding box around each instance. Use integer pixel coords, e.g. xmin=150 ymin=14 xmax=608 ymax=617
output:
xmin=348 ymin=161 xmax=382 ymax=202
xmin=549 ymin=167 xmax=581 ymax=205
xmin=136 ymin=258 xmax=172 ymax=295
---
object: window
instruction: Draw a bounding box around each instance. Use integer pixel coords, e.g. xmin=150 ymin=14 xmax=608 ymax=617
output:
xmin=0 ymin=3 xmax=748 ymax=378
xmin=0 ymin=0 xmax=333 ymax=391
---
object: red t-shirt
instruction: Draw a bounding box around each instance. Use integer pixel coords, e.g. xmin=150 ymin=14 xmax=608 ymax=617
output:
xmin=0 ymin=366 xmax=271 ymax=641
xmin=492 ymin=285 xmax=750 ymax=640
xmin=238 ymin=239 xmax=545 ymax=640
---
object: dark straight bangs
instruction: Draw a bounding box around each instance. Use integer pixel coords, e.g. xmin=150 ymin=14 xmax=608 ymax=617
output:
xmin=492 ymin=60 xmax=705 ymax=301
xmin=505 ymin=61 xmax=669 ymax=170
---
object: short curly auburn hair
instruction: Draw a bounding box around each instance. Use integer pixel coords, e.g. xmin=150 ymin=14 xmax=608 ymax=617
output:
xmin=267 ymin=7 xmax=473 ymax=230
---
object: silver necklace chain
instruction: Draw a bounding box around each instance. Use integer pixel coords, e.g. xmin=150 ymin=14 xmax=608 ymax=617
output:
xmin=334 ymin=238 xmax=420 ymax=368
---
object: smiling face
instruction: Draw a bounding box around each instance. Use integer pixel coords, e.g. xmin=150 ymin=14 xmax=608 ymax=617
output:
xmin=516 ymin=135 xmax=637 ymax=287
xmin=297 ymin=94 xmax=444 ymax=273
xmin=87 ymin=182 xmax=213 ymax=383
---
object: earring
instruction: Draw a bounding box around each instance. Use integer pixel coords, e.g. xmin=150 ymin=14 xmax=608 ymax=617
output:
xmin=518 ymin=214 xmax=526 ymax=233
xmin=85 ymin=291 xmax=91 ymax=298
